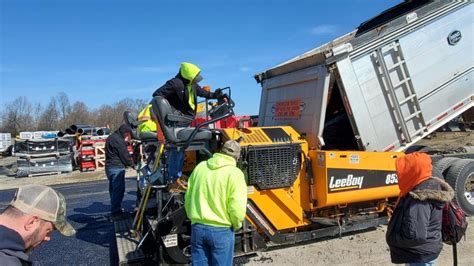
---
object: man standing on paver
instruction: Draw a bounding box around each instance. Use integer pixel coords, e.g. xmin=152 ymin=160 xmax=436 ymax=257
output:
xmin=184 ymin=140 xmax=247 ymax=266
xmin=0 ymin=184 xmax=76 ymax=265
xmin=105 ymin=124 xmax=134 ymax=220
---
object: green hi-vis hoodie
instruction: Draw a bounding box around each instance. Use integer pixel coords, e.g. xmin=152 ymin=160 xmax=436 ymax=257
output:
xmin=184 ymin=153 xmax=247 ymax=230
xmin=180 ymin=62 xmax=200 ymax=110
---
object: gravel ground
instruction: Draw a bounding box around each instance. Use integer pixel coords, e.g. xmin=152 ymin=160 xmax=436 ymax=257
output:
xmin=247 ymin=219 xmax=474 ymax=265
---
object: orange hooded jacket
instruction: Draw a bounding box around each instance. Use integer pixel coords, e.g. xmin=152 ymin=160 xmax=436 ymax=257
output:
xmin=395 ymin=152 xmax=432 ymax=201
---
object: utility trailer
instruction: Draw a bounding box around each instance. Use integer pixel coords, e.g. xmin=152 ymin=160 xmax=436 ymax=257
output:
xmin=116 ymin=1 xmax=473 ymax=264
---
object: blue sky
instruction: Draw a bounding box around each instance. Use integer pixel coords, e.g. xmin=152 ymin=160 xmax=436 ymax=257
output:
xmin=1 ymin=0 xmax=401 ymax=115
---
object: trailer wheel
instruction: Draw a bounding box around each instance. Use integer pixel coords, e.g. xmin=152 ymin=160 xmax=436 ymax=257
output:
xmin=433 ymin=157 xmax=458 ymax=177
xmin=445 ymin=159 xmax=474 ymax=216
xmin=432 ymin=166 xmax=443 ymax=180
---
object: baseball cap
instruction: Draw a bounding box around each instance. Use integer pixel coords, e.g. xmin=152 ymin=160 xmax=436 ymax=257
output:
xmin=221 ymin=140 xmax=241 ymax=161
xmin=10 ymin=184 xmax=76 ymax=236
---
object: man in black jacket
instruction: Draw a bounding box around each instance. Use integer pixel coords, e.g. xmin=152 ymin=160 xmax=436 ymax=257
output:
xmin=105 ymin=124 xmax=134 ymax=220
xmin=386 ymin=152 xmax=454 ymax=265
xmin=152 ymin=62 xmax=224 ymax=118
xmin=152 ymin=62 xmax=226 ymax=181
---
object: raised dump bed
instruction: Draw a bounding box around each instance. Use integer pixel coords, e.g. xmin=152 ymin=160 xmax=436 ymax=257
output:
xmin=256 ymin=1 xmax=473 ymax=152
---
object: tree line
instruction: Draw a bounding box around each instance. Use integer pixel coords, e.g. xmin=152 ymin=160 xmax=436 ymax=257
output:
xmin=0 ymin=92 xmax=148 ymax=136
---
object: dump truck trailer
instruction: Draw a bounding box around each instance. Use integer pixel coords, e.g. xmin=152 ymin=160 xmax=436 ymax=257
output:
xmin=255 ymin=0 xmax=472 ymax=152
xmin=116 ymin=1 xmax=473 ymax=264
xmin=254 ymin=0 xmax=473 ymax=216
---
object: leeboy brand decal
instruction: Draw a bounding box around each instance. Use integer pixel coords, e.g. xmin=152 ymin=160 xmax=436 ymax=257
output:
xmin=329 ymin=174 xmax=364 ymax=190
xmin=327 ymin=169 xmax=397 ymax=193
xmin=447 ymin=30 xmax=462 ymax=46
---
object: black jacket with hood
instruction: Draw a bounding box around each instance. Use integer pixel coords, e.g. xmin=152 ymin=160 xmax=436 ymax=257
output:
xmin=0 ymin=225 xmax=31 ymax=266
xmin=386 ymin=177 xmax=454 ymax=263
xmin=105 ymin=125 xmax=134 ymax=169
xmin=152 ymin=71 xmax=216 ymax=117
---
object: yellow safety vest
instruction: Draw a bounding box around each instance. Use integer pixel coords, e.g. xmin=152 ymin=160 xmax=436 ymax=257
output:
xmin=137 ymin=105 xmax=157 ymax=132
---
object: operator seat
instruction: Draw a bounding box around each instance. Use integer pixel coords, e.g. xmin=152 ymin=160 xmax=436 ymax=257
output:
xmin=123 ymin=111 xmax=158 ymax=142
xmin=150 ymin=96 xmax=212 ymax=147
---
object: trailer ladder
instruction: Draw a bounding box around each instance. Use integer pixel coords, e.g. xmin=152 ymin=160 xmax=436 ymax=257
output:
xmin=374 ymin=41 xmax=427 ymax=144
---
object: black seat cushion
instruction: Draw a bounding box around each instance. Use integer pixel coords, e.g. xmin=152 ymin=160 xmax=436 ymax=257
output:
xmin=176 ymin=128 xmax=212 ymax=143
xmin=139 ymin=131 xmax=158 ymax=142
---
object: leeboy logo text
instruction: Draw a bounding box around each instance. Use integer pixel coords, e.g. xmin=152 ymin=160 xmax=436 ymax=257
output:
xmin=329 ymin=174 xmax=364 ymax=191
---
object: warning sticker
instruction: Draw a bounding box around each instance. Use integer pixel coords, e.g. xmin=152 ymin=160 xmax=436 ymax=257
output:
xmin=162 ymin=234 xmax=178 ymax=247
xmin=274 ymin=99 xmax=302 ymax=120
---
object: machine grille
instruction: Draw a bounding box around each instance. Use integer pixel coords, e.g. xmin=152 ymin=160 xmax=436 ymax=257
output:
xmin=245 ymin=143 xmax=302 ymax=190
xmin=240 ymin=129 xmax=271 ymax=144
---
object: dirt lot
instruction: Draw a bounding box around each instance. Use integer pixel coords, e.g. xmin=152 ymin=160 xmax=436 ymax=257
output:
xmin=417 ymin=131 xmax=474 ymax=153
xmin=0 ymin=168 xmax=136 ymax=191
xmin=247 ymin=219 xmax=474 ymax=265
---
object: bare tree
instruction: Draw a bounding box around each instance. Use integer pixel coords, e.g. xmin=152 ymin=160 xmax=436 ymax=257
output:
xmin=0 ymin=96 xmax=150 ymax=135
xmin=32 ymin=103 xmax=43 ymax=131
xmin=37 ymin=97 xmax=60 ymax=130
xmin=70 ymin=101 xmax=92 ymax=125
xmin=117 ymin=98 xmax=148 ymax=115
xmin=0 ymin=96 xmax=34 ymax=136
xmin=94 ymin=104 xmax=115 ymax=129
xmin=56 ymin=92 xmax=71 ymax=129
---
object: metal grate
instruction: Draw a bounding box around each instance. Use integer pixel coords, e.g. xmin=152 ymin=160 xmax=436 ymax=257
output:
xmin=245 ymin=144 xmax=301 ymax=190
xmin=241 ymin=129 xmax=271 ymax=144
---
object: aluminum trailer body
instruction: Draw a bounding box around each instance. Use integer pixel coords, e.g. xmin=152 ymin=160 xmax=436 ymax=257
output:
xmin=256 ymin=1 xmax=473 ymax=152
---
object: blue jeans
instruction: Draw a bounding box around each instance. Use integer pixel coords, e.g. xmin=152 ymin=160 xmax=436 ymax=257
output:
xmin=406 ymin=260 xmax=436 ymax=266
xmin=167 ymin=147 xmax=184 ymax=182
xmin=105 ymin=167 xmax=125 ymax=214
xmin=191 ymin=224 xmax=234 ymax=266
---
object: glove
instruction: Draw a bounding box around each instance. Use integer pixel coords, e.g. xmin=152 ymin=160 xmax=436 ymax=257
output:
xmin=214 ymin=88 xmax=223 ymax=99
xmin=217 ymin=93 xmax=229 ymax=104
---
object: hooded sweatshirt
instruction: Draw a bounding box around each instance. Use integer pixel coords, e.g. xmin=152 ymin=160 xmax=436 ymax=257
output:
xmin=0 ymin=225 xmax=31 ymax=266
xmin=184 ymin=153 xmax=247 ymax=230
xmin=386 ymin=152 xmax=454 ymax=264
xmin=396 ymin=152 xmax=433 ymax=200
xmin=105 ymin=125 xmax=134 ymax=169
xmin=152 ymin=62 xmax=217 ymax=117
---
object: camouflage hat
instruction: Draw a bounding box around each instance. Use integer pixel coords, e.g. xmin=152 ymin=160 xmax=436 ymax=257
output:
xmin=221 ymin=140 xmax=241 ymax=161
xmin=10 ymin=184 xmax=76 ymax=236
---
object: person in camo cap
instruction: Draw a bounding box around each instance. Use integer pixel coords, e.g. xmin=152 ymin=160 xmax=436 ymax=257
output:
xmin=0 ymin=184 xmax=75 ymax=266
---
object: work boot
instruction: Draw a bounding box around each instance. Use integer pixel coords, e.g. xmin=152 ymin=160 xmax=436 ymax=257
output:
xmin=110 ymin=209 xmax=129 ymax=221
xmin=169 ymin=175 xmax=188 ymax=193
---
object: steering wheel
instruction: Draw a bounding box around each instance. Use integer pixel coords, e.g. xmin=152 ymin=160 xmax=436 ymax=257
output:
xmin=208 ymin=87 xmax=235 ymax=119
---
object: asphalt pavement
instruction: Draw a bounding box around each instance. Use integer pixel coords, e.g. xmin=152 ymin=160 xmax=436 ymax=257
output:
xmin=0 ymin=178 xmax=137 ymax=265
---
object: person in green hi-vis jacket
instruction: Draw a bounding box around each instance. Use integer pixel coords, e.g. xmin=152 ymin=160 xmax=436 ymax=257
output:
xmin=185 ymin=140 xmax=247 ymax=266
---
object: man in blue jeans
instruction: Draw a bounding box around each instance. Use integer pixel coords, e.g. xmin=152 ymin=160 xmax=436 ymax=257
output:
xmin=185 ymin=140 xmax=247 ymax=265
xmin=105 ymin=124 xmax=134 ymax=220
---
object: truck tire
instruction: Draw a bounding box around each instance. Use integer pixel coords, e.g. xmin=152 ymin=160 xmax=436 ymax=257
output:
xmin=432 ymin=166 xmax=443 ymax=180
xmin=445 ymin=159 xmax=474 ymax=216
xmin=433 ymin=157 xmax=458 ymax=177
xmin=404 ymin=145 xmax=433 ymax=154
